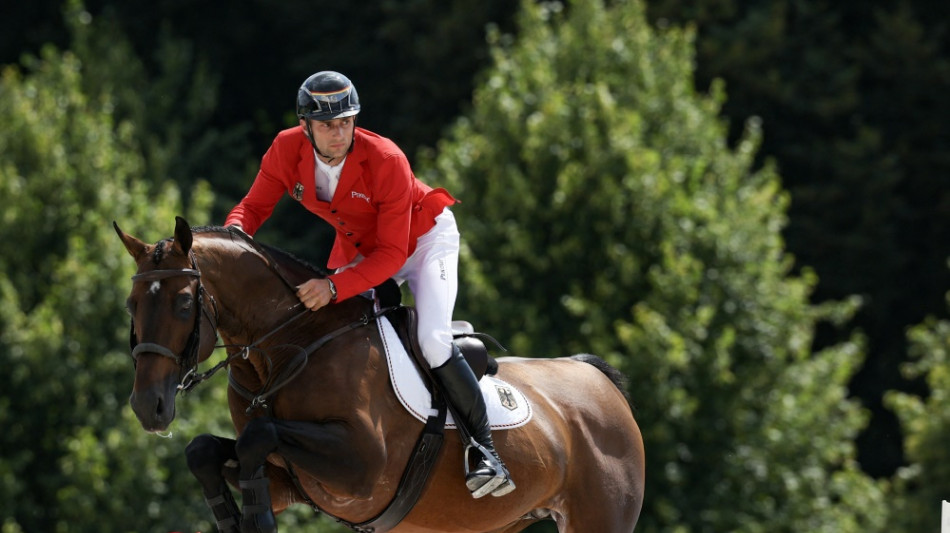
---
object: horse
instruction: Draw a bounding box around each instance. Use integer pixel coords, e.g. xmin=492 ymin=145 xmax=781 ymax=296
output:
xmin=114 ymin=216 xmax=644 ymax=533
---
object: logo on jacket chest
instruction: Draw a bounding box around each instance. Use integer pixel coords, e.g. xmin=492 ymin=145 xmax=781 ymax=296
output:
xmin=351 ymin=191 xmax=371 ymax=203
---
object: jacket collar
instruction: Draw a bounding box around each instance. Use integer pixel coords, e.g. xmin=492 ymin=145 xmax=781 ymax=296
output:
xmin=294 ymin=127 xmax=368 ymax=206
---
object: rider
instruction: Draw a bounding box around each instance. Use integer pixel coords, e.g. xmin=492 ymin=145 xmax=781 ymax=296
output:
xmin=224 ymin=70 xmax=514 ymax=499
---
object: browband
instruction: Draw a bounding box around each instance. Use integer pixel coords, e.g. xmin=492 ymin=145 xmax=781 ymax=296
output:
xmin=132 ymin=269 xmax=200 ymax=282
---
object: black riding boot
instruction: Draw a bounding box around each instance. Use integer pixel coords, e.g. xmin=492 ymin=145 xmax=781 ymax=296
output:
xmin=431 ymin=346 xmax=516 ymax=498
xmin=239 ymin=466 xmax=277 ymax=533
xmin=204 ymin=487 xmax=242 ymax=533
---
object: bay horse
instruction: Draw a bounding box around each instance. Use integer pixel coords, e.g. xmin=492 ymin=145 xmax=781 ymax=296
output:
xmin=115 ymin=216 xmax=644 ymax=533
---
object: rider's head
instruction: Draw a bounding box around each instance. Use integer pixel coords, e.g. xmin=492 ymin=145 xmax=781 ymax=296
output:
xmin=297 ymin=71 xmax=360 ymax=162
xmin=297 ymin=71 xmax=360 ymax=121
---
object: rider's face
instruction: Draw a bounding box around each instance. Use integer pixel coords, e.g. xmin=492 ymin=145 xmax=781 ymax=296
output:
xmin=301 ymin=116 xmax=355 ymax=162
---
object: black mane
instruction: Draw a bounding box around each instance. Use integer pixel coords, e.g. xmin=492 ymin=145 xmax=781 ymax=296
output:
xmin=259 ymin=242 xmax=331 ymax=277
xmin=192 ymin=225 xmax=330 ymax=281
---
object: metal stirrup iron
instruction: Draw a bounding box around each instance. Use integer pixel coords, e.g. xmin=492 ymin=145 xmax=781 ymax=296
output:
xmin=463 ymin=437 xmax=515 ymax=498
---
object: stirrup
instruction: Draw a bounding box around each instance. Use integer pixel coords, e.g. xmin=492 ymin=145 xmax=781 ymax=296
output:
xmin=463 ymin=438 xmax=516 ymax=499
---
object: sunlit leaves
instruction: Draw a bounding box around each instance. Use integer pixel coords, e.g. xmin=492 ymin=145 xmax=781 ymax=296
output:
xmin=421 ymin=0 xmax=883 ymax=530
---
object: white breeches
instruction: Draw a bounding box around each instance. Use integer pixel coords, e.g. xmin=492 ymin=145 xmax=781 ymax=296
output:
xmin=392 ymin=208 xmax=460 ymax=368
xmin=339 ymin=207 xmax=460 ymax=368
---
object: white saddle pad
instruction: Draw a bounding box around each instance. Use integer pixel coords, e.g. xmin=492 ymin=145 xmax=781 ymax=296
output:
xmin=376 ymin=315 xmax=532 ymax=430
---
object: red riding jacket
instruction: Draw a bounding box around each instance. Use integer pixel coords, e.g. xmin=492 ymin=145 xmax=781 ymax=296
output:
xmin=225 ymin=126 xmax=456 ymax=301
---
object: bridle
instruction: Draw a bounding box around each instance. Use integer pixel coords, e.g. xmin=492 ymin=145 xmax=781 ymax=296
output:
xmin=126 ymin=230 xmax=388 ymax=406
xmin=128 ymin=251 xmax=218 ymax=392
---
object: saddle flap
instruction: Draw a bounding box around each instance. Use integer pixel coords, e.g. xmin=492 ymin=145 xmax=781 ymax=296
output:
xmin=376 ymin=313 xmax=532 ymax=430
xmin=385 ymin=306 xmax=492 ymax=381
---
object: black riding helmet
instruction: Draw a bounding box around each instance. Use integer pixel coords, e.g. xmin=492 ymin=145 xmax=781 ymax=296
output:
xmin=296 ymin=71 xmax=360 ymax=121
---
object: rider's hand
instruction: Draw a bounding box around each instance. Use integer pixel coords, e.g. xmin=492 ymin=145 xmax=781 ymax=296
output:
xmin=296 ymin=278 xmax=334 ymax=311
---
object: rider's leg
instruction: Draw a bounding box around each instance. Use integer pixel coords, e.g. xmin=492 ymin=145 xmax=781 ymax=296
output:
xmin=431 ymin=345 xmax=516 ymax=498
xmin=398 ymin=208 xmax=514 ymax=498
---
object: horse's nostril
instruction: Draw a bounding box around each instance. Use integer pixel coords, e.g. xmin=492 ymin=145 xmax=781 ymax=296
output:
xmin=155 ymin=394 xmax=165 ymax=416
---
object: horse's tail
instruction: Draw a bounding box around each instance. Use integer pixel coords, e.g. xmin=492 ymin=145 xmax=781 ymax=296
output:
xmin=570 ymin=353 xmax=632 ymax=405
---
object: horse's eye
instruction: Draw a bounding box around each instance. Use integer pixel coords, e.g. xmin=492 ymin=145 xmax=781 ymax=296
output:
xmin=175 ymin=293 xmax=194 ymax=319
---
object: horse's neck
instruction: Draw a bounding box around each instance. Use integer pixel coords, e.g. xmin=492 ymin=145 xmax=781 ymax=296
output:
xmin=228 ymin=296 xmax=376 ymax=393
xmin=193 ymin=236 xmax=301 ymax=341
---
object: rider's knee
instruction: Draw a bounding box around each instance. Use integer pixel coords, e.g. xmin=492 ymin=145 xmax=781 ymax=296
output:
xmin=419 ymin=334 xmax=452 ymax=368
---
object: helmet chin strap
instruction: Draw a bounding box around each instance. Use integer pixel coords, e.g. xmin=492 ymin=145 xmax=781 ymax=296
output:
xmin=304 ymin=122 xmax=336 ymax=163
xmin=303 ymin=118 xmax=356 ymax=165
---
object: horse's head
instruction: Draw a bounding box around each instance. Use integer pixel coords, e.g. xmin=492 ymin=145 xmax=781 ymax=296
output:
xmin=114 ymin=216 xmax=218 ymax=432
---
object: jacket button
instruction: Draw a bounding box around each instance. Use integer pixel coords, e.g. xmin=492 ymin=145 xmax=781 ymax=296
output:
xmin=331 ymin=209 xmax=337 ymax=214
xmin=346 ymin=232 xmax=353 ymax=236
xmin=355 ymin=242 xmax=361 ymax=248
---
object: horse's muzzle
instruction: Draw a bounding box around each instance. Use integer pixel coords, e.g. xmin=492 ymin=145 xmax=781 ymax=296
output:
xmin=129 ymin=371 xmax=179 ymax=432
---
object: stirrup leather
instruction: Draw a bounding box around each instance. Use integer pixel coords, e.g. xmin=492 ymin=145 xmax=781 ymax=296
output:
xmin=462 ymin=437 xmax=516 ymax=498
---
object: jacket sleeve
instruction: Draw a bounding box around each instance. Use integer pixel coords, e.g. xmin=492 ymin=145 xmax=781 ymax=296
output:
xmin=224 ymin=136 xmax=294 ymax=236
xmin=330 ymin=153 xmax=413 ymax=300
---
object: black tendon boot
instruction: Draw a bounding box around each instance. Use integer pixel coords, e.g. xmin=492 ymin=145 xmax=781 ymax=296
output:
xmin=431 ymin=346 xmax=516 ymax=498
xmin=204 ymin=487 xmax=242 ymax=533
xmin=239 ymin=466 xmax=277 ymax=533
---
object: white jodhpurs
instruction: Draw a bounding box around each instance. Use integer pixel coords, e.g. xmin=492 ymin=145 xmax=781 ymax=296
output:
xmin=392 ymin=208 xmax=460 ymax=368
xmin=338 ymin=208 xmax=460 ymax=368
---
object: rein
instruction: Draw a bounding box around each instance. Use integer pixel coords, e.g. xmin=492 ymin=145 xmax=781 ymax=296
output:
xmin=227 ymin=307 xmax=393 ymax=414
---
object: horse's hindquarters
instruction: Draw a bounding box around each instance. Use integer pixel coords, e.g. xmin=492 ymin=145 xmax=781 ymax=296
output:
xmin=497 ymin=356 xmax=644 ymax=531
xmin=404 ymin=356 xmax=644 ymax=533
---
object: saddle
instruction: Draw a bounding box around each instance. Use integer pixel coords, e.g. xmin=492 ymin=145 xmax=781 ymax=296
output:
xmin=385 ymin=306 xmax=499 ymax=383
xmin=374 ymin=279 xmax=501 ymax=384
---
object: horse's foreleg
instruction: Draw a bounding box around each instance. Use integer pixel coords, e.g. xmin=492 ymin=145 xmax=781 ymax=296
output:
xmin=235 ymin=417 xmax=280 ymax=533
xmin=232 ymin=416 xmax=383 ymax=532
xmin=185 ymin=434 xmax=242 ymax=533
xmin=268 ymin=417 xmax=383 ymax=499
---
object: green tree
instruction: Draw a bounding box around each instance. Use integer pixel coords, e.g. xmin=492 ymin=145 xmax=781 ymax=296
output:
xmin=60 ymin=0 xmax=253 ymax=227
xmin=422 ymin=0 xmax=886 ymax=530
xmin=0 ymin=31 xmax=240 ymax=533
xmin=644 ymin=0 xmax=950 ymax=476
xmin=0 ymin=11 xmax=358 ymax=531
xmin=885 ymin=271 xmax=950 ymax=532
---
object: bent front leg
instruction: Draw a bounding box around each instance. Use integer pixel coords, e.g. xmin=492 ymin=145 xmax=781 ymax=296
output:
xmin=236 ymin=418 xmax=280 ymax=533
xmin=267 ymin=417 xmax=385 ymax=500
xmin=186 ymin=434 xmax=241 ymax=533
xmin=232 ymin=415 xmax=386 ymax=532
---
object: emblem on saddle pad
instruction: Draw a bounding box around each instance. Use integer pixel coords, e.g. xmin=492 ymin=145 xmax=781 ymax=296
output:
xmin=496 ymin=385 xmax=518 ymax=411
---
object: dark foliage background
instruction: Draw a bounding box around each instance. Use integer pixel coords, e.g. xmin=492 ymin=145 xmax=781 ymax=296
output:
xmin=2 ymin=0 xmax=948 ymax=530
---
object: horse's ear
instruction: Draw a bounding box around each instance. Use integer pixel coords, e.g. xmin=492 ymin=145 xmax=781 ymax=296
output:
xmin=113 ymin=221 xmax=149 ymax=261
xmin=173 ymin=216 xmax=193 ymax=254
